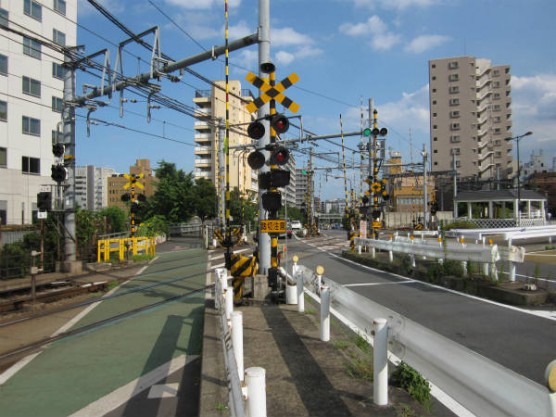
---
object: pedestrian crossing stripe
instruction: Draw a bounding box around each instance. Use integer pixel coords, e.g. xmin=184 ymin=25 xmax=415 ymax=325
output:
xmin=245 ymin=71 xmax=300 ymax=113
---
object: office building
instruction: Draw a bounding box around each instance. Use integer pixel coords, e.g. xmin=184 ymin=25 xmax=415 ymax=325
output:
xmin=0 ymin=0 xmax=77 ymax=225
xmin=429 ymin=56 xmax=513 ymax=181
xmin=107 ymin=159 xmax=156 ymax=211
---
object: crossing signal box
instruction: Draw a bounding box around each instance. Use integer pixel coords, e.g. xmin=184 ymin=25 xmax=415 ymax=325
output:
xmin=37 ymin=192 xmax=52 ymax=211
xmin=52 ymin=143 xmax=65 ymax=157
xmin=51 ymin=164 xmax=68 ymax=183
xmin=262 ymin=191 xmax=282 ymax=212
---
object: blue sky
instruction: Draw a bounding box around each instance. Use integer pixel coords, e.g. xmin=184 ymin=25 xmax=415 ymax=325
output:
xmin=75 ymin=0 xmax=556 ymax=200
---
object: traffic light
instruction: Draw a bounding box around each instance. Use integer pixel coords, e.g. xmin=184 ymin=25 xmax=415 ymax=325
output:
xmin=270 ymin=114 xmax=289 ymax=134
xmin=130 ymin=202 xmax=139 ymax=214
xmin=247 ymin=121 xmax=265 ymax=140
xmin=269 ymin=146 xmax=289 ymax=166
xmin=37 ymin=192 xmax=52 ymax=211
xmin=371 ymin=127 xmax=388 ymax=136
xmin=262 ymin=191 xmax=282 ymax=212
xmin=52 ymin=143 xmax=65 ymax=157
xmin=51 ymin=164 xmax=67 ymax=183
xmin=248 ymin=150 xmax=266 ymax=170
xmin=258 ymin=169 xmax=290 ymax=189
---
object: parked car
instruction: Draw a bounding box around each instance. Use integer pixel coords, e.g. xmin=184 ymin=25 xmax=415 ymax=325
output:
xmin=291 ymin=220 xmax=302 ymax=230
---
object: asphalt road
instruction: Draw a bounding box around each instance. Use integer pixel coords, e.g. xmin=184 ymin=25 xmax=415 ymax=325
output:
xmin=284 ymin=231 xmax=556 ymax=387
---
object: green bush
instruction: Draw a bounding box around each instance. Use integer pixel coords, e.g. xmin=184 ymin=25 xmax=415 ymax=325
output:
xmin=390 ymin=362 xmax=431 ymax=411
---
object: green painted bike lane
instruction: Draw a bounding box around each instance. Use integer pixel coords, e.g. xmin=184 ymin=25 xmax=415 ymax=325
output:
xmin=0 ymin=248 xmax=208 ymax=417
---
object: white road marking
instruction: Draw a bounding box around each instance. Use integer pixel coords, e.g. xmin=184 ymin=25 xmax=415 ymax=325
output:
xmin=68 ymin=355 xmax=193 ymax=417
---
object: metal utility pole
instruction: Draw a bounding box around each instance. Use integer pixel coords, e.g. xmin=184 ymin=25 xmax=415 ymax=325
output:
xmin=218 ymin=120 xmax=226 ymax=227
xmin=257 ymin=0 xmax=271 ymax=273
xmin=62 ymin=48 xmax=79 ymax=273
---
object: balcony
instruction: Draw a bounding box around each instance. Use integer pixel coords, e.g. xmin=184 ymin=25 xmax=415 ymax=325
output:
xmin=195 ymin=146 xmax=212 ymax=155
xmin=195 ymin=158 xmax=212 ymax=168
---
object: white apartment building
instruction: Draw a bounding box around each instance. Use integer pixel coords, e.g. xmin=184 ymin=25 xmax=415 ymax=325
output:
xmin=429 ymin=56 xmax=513 ymax=180
xmin=0 ymin=0 xmax=77 ymax=225
xmin=74 ymin=165 xmax=115 ymax=211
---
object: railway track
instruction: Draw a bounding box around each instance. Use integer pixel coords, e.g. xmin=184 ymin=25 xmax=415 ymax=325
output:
xmin=0 ymin=283 xmax=213 ymax=371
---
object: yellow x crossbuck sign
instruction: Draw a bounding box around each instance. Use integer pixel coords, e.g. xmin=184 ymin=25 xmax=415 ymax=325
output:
xmin=245 ymin=71 xmax=300 ymax=114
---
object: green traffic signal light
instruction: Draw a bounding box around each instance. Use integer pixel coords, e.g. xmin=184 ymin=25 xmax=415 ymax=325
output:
xmin=363 ymin=128 xmax=372 ymax=137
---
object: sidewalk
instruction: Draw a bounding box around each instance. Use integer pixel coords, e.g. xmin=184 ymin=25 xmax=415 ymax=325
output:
xmin=199 ymin=294 xmax=458 ymax=417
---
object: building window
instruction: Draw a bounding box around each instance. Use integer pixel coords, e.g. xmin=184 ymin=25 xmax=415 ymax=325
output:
xmin=0 ymin=8 xmax=8 ymax=27
xmin=54 ymin=0 xmax=66 ymax=15
xmin=22 ymin=116 xmax=40 ymax=136
xmin=449 ymin=86 xmax=459 ymax=94
xmin=450 ymin=136 xmax=461 ymax=143
xmin=452 ymin=148 xmax=461 ymax=155
xmin=448 ymin=61 xmax=459 ymax=69
xmin=22 ymin=76 xmax=41 ymax=97
xmin=449 ymin=98 xmax=459 ymax=106
xmin=450 ymin=123 xmax=460 ymax=131
xmin=0 ymin=148 xmax=6 ymax=167
xmin=52 ymin=96 xmax=63 ymax=113
xmin=449 ymin=74 xmax=459 ymax=82
xmin=0 ymin=54 xmax=7 ymax=76
xmin=0 ymin=100 xmax=6 ymax=121
xmin=450 ymin=111 xmax=460 ymax=118
xmin=52 ymin=62 xmax=64 ymax=79
xmin=53 ymin=29 xmax=66 ymax=46
xmin=23 ymin=36 xmax=41 ymax=59
xmin=24 ymin=0 xmax=42 ymax=21
xmin=22 ymin=156 xmax=40 ymax=174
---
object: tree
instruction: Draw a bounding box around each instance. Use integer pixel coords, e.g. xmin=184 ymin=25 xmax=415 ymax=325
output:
xmin=228 ymin=188 xmax=258 ymax=228
xmin=146 ymin=161 xmax=195 ymax=223
xmin=191 ymin=178 xmax=217 ymax=221
xmin=99 ymin=206 xmax=127 ymax=234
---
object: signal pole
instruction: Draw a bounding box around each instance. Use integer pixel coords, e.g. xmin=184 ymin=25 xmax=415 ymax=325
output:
xmin=257 ymin=0 xmax=271 ymax=273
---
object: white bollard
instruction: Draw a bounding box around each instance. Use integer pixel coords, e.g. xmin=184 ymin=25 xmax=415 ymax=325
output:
xmin=245 ymin=367 xmax=267 ymax=417
xmin=373 ymin=318 xmax=388 ymax=406
xmin=320 ymin=285 xmax=330 ymax=342
xmin=231 ymin=311 xmax=244 ymax=382
xmin=509 ymin=262 xmax=517 ymax=282
xmin=225 ymin=287 xmax=234 ymax=321
xmin=297 ymin=271 xmax=305 ymax=313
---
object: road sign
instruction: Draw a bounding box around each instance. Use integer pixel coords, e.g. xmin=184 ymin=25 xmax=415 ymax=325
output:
xmin=37 ymin=211 xmax=48 ymax=219
xmin=245 ymin=72 xmax=300 ymax=113
xmin=260 ymin=219 xmax=286 ymax=234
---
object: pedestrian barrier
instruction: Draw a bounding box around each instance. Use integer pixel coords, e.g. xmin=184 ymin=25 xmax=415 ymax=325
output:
xmin=214 ymin=268 xmax=266 ymax=417
xmin=287 ymin=263 xmax=556 ymax=417
xmin=96 ymin=237 xmax=156 ymax=262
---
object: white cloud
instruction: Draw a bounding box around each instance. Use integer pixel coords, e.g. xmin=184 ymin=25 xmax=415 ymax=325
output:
xmin=340 ymin=15 xmax=401 ymax=51
xmin=272 ymin=27 xmax=314 ymax=47
xmin=229 ymin=21 xmax=253 ymax=39
xmin=164 ymin=0 xmax=241 ymax=10
xmin=511 ymin=74 xmax=556 ymax=155
xmin=404 ymin=34 xmax=451 ymax=53
xmin=351 ymin=0 xmax=446 ymax=11
xmin=276 ymin=50 xmax=295 ymax=66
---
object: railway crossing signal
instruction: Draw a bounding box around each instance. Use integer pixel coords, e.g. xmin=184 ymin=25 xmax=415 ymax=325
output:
xmin=244 ymin=71 xmax=300 ymax=114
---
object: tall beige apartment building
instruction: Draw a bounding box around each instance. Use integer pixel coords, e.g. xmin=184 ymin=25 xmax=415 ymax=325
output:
xmin=429 ymin=56 xmax=513 ymax=180
xmin=193 ymin=80 xmax=258 ymax=197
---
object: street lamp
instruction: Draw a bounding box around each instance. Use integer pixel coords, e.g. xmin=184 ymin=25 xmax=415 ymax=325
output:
xmin=505 ymin=131 xmax=533 ymax=222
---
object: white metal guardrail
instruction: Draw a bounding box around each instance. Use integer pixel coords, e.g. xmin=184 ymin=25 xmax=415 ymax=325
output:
xmin=446 ymin=225 xmax=556 ymax=244
xmin=290 ymin=264 xmax=556 ymax=417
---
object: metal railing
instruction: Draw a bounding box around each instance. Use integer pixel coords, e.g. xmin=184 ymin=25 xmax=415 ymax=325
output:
xmin=289 ymin=264 xmax=556 ymax=417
